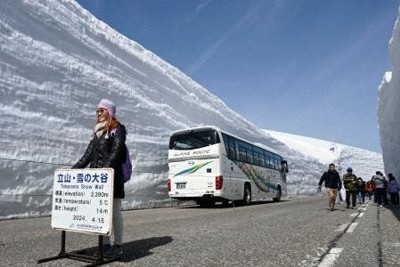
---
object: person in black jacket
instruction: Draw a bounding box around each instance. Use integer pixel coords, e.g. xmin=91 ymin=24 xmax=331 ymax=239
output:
xmin=73 ymin=99 xmax=126 ymax=258
xmin=319 ymin=163 xmax=342 ymax=211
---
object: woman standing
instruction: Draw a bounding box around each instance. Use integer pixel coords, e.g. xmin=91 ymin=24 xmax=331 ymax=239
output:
xmin=73 ymin=99 xmax=126 ymax=258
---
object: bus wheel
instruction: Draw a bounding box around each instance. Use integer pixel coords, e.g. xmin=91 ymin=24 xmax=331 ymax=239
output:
xmin=273 ymin=187 xmax=282 ymax=202
xmin=243 ymin=185 xmax=251 ymax=205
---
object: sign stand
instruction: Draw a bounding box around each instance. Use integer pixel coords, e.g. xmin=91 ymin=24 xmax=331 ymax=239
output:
xmin=37 ymin=231 xmax=120 ymax=266
xmin=38 ymin=168 xmax=118 ymax=266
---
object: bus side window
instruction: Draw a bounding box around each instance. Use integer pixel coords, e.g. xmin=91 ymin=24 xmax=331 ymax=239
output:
xmin=259 ymin=153 xmax=265 ymax=167
xmin=229 ymin=147 xmax=235 ymax=160
xmin=229 ymin=137 xmax=237 ymax=160
xmin=238 ymin=141 xmax=252 ymax=164
xmin=246 ymin=144 xmax=253 ymax=164
xmin=253 ymin=147 xmax=264 ymax=167
xmin=264 ymin=152 xmax=272 ymax=168
xmin=277 ymin=158 xmax=282 ymax=171
xmin=222 ymin=133 xmax=238 ymax=161
xmin=253 ymin=150 xmax=260 ymax=165
xmin=238 ymin=142 xmax=247 ymax=162
xmin=239 ymin=150 xmax=246 ymax=162
xmin=222 ymin=134 xmax=228 ymax=154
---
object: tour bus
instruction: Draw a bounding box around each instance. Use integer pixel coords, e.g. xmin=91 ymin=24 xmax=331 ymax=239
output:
xmin=167 ymin=126 xmax=289 ymax=206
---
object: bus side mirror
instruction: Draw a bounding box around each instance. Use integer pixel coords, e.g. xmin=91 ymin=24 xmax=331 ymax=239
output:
xmin=281 ymin=160 xmax=289 ymax=173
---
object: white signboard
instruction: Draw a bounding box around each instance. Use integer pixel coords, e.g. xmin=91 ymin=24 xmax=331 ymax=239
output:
xmin=51 ymin=168 xmax=114 ymax=235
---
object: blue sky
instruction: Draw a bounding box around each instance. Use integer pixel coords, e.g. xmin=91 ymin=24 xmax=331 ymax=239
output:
xmin=77 ymin=0 xmax=399 ymax=152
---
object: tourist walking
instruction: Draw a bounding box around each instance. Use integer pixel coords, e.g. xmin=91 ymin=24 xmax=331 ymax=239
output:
xmin=357 ymin=177 xmax=366 ymax=204
xmin=318 ymin=164 xmax=342 ymax=211
xmin=365 ymin=180 xmax=375 ymax=201
xmin=343 ymin=167 xmax=358 ymax=209
xmin=372 ymin=171 xmax=386 ymax=207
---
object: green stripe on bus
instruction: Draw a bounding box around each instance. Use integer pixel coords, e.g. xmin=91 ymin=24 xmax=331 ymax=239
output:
xmin=173 ymin=161 xmax=213 ymax=177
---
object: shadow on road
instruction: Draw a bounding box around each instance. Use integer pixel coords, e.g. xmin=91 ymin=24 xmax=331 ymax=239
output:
xmin=387 ymin=206 xmax=400 ymax=222
xmin=72 ymin=236 xmax=173 ymax=263
xmin=177 ymin=200 xmax=289 ymax=209
xmin=120 ymin=236 xmax=173 ymax=262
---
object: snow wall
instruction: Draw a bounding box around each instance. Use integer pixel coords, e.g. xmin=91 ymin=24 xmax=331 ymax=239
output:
xmin=0 ymin=0 xmax=383 ymax=219
xmin=378 ymin=7 xmax=400 ymax=179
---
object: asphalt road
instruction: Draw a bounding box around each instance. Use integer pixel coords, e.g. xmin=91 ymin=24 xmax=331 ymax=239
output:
xmin=1 ymin=196 xmax=399 ymax=267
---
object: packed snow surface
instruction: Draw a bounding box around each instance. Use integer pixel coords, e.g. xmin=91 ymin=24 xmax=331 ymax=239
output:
xmin=265 ymin=130 xmax=384 ymax=196
xmin=0 ymin=0 xmax=385 ymax=219
xmin=378 ymin=7 xmax=400 ymax=180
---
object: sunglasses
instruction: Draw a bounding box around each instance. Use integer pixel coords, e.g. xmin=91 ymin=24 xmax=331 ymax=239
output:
xmin=96 ymin=108 xmax=107 ymax=115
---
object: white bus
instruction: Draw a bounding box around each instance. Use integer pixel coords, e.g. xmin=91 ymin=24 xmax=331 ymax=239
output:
xmin=167 ymin=126 xmax=288 ymax=206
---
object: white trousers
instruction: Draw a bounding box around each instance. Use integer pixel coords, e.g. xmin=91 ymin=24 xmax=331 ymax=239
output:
xmin=104 ymin=198 xmax=123 ymax=246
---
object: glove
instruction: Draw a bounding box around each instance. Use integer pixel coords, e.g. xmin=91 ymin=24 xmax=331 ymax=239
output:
xmin=318 ymin=186 xmax=321 ymax=192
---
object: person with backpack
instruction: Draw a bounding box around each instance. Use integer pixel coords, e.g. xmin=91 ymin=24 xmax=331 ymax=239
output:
xmin=318 ymin=163 xmax=342 ymax=211
xmin=343 ymin=167 xmax=358 ymax=209
xmin=73 ymin=99 xmax=126 ymax=258
xmin=388 ymin=173 xmax=400 ymax=206
xmin=372 ymin=171 xmax=386 ymax=207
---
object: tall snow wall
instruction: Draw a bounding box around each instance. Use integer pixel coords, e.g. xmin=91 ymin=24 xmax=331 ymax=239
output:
xmin=0 ymin=0 xmax=384 ymax=219
xmin=378 ymin=7 xmax=400 ymax=178
xmin=0 ymin=0 xmax=294 ymax=218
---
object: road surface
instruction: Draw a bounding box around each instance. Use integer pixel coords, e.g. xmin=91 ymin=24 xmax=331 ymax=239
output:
xmin=1 ymin=196 xmax=399 ymax=266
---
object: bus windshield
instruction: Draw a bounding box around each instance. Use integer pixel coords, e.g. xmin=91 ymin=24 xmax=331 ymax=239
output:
xmin=169 ymin=130 xmax=220 ymax=150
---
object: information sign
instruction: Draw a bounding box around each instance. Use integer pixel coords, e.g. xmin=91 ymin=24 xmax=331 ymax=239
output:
xmin=51 ymin=168 xmax=114 ymax=235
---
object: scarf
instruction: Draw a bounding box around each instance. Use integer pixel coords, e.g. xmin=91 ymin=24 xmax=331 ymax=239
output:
xmin=94 ymin=121 xmax=107 ymax=138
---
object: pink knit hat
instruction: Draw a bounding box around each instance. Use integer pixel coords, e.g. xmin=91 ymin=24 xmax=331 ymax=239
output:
xmin=97 ymin=99 xmax=116 ymax=118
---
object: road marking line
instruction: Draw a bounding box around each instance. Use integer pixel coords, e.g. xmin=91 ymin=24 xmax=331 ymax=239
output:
xmin=383 ymin=242 xmax=400 ymax=247
xmin=335 ymin=223 xmax=350 ymax=232
xmin=346 ymin=222 xmax=358 ymax=233
xmin=350 ymin=212 xmax=358 ymax=218
xmin=358 ymin=212 xmax=364 ymax=218
xmin=318 ymin=247 xmax=343 ymax=267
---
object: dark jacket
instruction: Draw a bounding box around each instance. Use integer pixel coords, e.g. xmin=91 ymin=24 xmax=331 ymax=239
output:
xmin=357 ymin=179 xmax=365 ymax=193
xmin=343 ymin=173 xmax=358 ymax=192
xmin=73 ymin=124 xmax=126 ymax=199
xmin=319 ymin=170 xmax=341 ymax=189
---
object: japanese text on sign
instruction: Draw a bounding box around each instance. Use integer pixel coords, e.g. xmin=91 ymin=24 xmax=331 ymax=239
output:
xmin=51 ymin=168 xmax=114 ymax=235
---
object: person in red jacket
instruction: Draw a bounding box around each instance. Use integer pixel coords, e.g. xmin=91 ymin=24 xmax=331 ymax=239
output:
xmin=318 ymin=163 xmax=342 ymax=211
xmin=365 ymin=180 xmax=375 ymax=201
